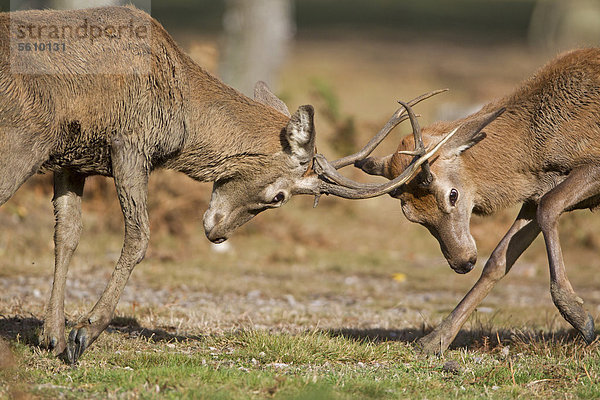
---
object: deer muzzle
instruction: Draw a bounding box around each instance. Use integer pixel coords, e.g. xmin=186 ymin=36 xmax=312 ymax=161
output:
xmin=203 ymin=210 xmax=228 ymax=244
xmin=450 ymin=256 xmax=477 ymax=274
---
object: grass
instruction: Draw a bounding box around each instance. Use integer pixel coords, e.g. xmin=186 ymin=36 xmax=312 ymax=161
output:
xmin=2 ymin=328 xmax=600 ymax=399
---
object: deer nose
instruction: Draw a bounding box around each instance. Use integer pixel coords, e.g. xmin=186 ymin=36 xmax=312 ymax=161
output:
xmin=203 ymin=210 xmax=226 ymax=238
xmin=204 ymin=225 xmax=228 ymax=244
xmin=452 ymin=257 xmax=477 ymax=274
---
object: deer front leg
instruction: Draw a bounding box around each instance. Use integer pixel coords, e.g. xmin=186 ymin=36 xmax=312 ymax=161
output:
xmin=537 ymin=165 xmax=600 ymax=344
xmin=418 ymin=203 xmax=540 ymax=354
xmin=40 ymin=171 xmax=85 ymax=355
xmin=66 ymin=139 xmax=150 ymax=364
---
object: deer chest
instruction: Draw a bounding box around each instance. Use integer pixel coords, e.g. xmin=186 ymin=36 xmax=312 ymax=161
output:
xmin=41 ymin=121 xmax=113 ymax=176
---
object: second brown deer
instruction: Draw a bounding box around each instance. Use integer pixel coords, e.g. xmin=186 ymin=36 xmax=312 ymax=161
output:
xmin=318 ymin=48 xmax=600 ymax=354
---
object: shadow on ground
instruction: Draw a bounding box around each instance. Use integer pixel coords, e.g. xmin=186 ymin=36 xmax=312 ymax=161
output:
xmin=325 ymin=326 xmax=589 ymax=351
xmin=107 ymin=316 xmax=205 ymax=342
xmin=0 ymin=315 xmax=204 ymax=347
xmin=0 ymin=314 xmax=591 ymax=354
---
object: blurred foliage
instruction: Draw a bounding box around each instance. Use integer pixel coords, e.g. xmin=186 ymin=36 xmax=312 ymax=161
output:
xmin=0 ymin=0 xmax=538 ymax=42
xmin=153 ymin=0 xmax=535 ymax=42
xmin=152 ymin=0 xmax=535 ymax=39
xmin=311 ymin=78 xmax=341 ymax=120
xmin=310 ymin=78 xmax=357 ymax=157
xmin=294 ymin=0 xmax=536 ymax=39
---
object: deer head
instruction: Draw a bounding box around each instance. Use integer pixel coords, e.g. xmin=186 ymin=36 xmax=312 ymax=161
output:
xmin=355 ymin=102 xmax=505 ymax=274
xmin=310 ymin=91 xmax=504 ymax=272
xmin=203 ymin=82 xmax=321 ymax=243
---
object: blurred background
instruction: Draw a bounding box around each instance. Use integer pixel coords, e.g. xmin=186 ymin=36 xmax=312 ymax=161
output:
xmin=2 ymin=0 xmax=600 ymax=339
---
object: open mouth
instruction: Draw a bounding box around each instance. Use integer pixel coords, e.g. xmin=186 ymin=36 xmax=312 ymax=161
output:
xmin=210 ymin=237 xmax=227 ymax=244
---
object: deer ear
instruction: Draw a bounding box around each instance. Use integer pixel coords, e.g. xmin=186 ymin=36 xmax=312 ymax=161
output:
xmin=285 ymin=105 xmax=316 ymax=165
xmin=254 ymin=81 xmax=291 ymax=117
xmin=444 ymin=108 xmax=505 ymax=157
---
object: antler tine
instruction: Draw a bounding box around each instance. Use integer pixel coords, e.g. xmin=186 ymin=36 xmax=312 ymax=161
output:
xmin=314 ymin=126 xmax=459 ymax=199
xmin=397 ymin=99 xmax=432 ymax=184
xmin=309 ymin=89 xmax=450 ymax=204
xmin=328 ymin=88 xmax=448 ymax=170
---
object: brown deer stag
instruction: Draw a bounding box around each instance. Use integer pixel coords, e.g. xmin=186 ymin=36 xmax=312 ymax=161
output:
xmin=318 ymin=48 xmax=600 ymax=354
xmin=1 ymin=6 xmax=446 ymax=363
xmin=3 ymin=6 xmax=322 ymax=363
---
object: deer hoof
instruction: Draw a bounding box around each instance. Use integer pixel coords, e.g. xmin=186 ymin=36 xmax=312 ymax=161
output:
xmin=39 ymin=333 xmax=66 ymax=356
xmin=580 ymin=314 xmax=596 ymax=344
xmin=415 ymin=334 xmax=445 ymax=356
xmin=39 ymin=323 xmax=67 ymax=356
xmin=66 ymin=326 xmax=90 ymax=365
xmin=551 ymin=285 xmax=595 ymax=342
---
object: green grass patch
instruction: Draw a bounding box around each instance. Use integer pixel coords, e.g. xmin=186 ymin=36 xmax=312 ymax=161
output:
xmin=2 ymin=329 xmax=600 ymax=399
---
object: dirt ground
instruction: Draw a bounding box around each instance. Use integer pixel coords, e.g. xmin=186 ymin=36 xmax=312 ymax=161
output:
xmin=1 ymin=35 xmax=600 ymax=359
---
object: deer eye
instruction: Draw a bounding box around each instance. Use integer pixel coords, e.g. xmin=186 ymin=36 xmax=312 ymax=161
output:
xmin=272 ymin=192 xmax=285 ymax=204
xmin=449 ymin=188 xmax=459 ymax=206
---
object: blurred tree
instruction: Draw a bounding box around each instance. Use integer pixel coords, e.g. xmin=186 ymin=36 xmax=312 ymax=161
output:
xmin=529 ymin=0 xmax=600 ymax=51
xmin=220 ymin=0 xmax=294 ymax=96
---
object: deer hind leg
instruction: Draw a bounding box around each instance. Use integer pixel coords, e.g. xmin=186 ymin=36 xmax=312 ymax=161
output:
xmin=66 ymin=137 xmax=150 ymax=364
xmin=39 ymin=171 xmax=85 ymax=356
xmin=537 ymin=165 xmax=600 ymax=344
xmin=418 ymin=203 xmax=540 ymax=354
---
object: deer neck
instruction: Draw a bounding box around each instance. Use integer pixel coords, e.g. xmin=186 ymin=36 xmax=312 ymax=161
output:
xmin=166 ymin=64 xmax=289 ymax=182
xmin=463 ymin=118 xmax=535 ymax=215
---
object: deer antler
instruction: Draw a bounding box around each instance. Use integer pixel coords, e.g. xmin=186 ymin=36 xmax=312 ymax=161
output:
xmin=397 ymin=98 xmax=432 ymax=185
xmin=327 ymin=89 xmax=448 ymax=170
xmin=310 ymin=90 xmax=453 ymax=201
xmin=312 ymin=126 xmax=458 ymax=199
